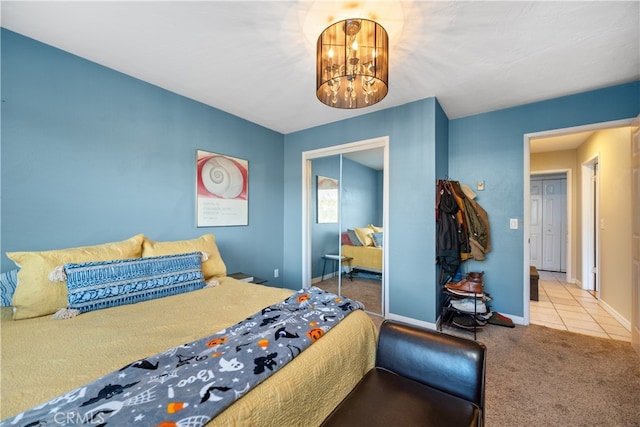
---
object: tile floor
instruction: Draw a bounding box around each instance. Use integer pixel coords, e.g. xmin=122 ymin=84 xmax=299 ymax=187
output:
xmin=530 ymin=270 xmax=631 ymax=341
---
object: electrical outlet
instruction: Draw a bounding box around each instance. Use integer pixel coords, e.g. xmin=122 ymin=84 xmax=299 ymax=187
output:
xmin=477 ymin=180 xmax=485 ymax=191
xmin=274 ymin=269 xmax=279 ymax=278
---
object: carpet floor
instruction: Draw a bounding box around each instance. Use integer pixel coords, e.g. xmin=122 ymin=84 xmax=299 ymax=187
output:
xmin=315 ymin=274 xmax=382 ymax=315
xmin=445 ymin=323 xmax=640 ymax=426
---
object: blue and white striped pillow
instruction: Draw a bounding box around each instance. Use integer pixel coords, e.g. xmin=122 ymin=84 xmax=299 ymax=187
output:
xmin=0 ymin=269 xmax=18 ymax=307
xmin=58 ymin=252 xmax=206 ymax=316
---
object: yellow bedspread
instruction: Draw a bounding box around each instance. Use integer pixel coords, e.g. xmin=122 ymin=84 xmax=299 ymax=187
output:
xmin=1 ymin=278 xmax=377 ymax=425
xmin=342 ymin=245 xmax=383 ymax=273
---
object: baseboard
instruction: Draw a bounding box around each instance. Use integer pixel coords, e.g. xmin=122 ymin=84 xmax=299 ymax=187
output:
xmin=598 ymin=299 xmax=631 ymax=331
xmin=311 ymin=272 xmax=340 ymax=284
xmin=386 ymin=313 xmax=437 ymax=331
xmin=502 ymin=313 xmax=525 ymax=325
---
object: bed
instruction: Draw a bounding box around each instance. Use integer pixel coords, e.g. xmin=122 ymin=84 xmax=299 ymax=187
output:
xmin=0 ymin=235 xmax=377 ymax=426
xmin=341 ymin=226 xmax=383 ymax=275
xmin=341 ymin=244 xmax=383 ymax=275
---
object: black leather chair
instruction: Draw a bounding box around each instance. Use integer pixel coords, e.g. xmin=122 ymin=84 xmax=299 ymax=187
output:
xmin=321 ymin=319 xmax=487 ymax=427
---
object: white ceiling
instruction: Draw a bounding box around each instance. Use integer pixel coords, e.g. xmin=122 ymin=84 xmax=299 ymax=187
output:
xmin=1 ymin=1 xmax=638 ymax=135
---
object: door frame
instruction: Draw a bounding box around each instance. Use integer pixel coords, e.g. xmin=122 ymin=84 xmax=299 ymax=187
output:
xmin=301 ymin=136 xmax=390 ymax=316
xmin=631 ymin=116 xmax=640 ymax=356
xmin=522 ymin=118 xmax=633 ymax=325
xmin=581 ymin=154 xmax=600 ymax=295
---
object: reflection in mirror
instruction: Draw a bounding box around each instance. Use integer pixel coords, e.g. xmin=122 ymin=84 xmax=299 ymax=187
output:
xmin=311 ymin=156 xmax=342 ymax=295
xmin=310 ymin=149 xmax=384 ymax=317
xmin=317 ymin=176 xmax=339 ymax=223
xmin=338 ymin=151 xmax=383 ymax=316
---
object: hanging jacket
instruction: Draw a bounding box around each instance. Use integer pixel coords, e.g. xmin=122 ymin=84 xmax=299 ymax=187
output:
xmin=463 ymin=197 xmax=487 ymax=258
xmin=436 ymin=180 xmax=461 ymax=283
xmin=449 ymin=181 xmax=472 ymax=260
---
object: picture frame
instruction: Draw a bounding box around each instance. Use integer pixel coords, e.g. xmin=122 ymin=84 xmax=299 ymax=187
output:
xmin=196 ymin=149 xmax=248 ymax=226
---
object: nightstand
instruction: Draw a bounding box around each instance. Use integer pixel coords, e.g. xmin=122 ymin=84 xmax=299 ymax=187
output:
xmin=228 ymin=272 xmax=268 ymax=285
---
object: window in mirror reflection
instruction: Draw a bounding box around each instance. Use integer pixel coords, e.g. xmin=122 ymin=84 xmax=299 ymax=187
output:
xmin=317 ymin=175 xmax=339 ymax=223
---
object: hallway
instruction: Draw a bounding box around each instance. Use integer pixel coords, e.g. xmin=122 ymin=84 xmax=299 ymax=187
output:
xmin=530 ymin=270 xmax=630 ymax=341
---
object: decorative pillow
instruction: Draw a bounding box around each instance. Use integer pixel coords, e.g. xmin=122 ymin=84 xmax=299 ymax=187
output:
xmin=355 ymin=227 xmax=375 ymax=247
xmin=341 ymin=232 xmax=352 ymax=246
xmin=54 ymin=252 xmax=206 ymax=318
xmin=142 ymin=234 xmax=226 ymax=280
xmin=369 ymin=224 xmax=383 ymax=233
xmin=0 ymin=269 xmax=18 ymax=307
xmin=347 ymin=229 xmax=363 ymax=246
xmin=372 ymin=232 xmax=384 ymax=248
xmin=7 ymin=234 xmax=145 ymax=320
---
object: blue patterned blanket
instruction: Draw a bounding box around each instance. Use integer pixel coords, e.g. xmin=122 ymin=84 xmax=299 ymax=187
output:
xmin=2 ymin=287 xmax=363 ymax=427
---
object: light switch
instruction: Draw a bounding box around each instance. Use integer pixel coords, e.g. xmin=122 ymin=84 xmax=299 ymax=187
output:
xmin=477 ymin=180 xmax=485 ymax=191
xmin=510 ymin=218 xmax=518 ymax=229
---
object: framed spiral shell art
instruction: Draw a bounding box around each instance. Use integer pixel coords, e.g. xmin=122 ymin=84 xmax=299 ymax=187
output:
xmin=196 ymin=150 xmax=249 ymax=226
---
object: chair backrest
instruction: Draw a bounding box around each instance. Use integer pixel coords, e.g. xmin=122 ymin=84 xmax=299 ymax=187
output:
xmin=376 ymin=320 xmax=486 ymax=410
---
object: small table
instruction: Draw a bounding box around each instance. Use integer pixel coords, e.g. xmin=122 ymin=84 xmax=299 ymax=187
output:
xmin=321 ymin=254 xmax=353 ymax=282
xmin=228 ymin=272 xmax=268 ymax=285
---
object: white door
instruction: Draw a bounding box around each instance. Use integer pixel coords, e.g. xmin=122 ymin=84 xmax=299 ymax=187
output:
xmin=631 ymin=125 xmax=640 ymax=356
xmin=541 ymin=179 xmax=565 ymax=271
xmin=530 ymin=181 xmax=543 ymax=269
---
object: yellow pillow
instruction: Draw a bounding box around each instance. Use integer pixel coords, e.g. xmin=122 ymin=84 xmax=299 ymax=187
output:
xmin=142 ymin=234 xmax=226 ymax=280
xmin=368 ymin=224 xmax=383 ymax=233
xmin=7 ymin=234 xmax=144 ymax=320
xmin=355 ymin=227 xmax=375 ymax=247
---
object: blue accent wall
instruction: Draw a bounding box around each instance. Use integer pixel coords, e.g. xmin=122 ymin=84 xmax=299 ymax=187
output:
xmin=340 ymin=157 xmax=380 ymax=230
xmin=0 ymin=29 xmax=286 ymax=285
xmin=310 ymin=156 xmax=341 ymax=279
xmin=434 ymin=98 xmax=450 ymax=312
xmin=449 ymin=81 xmax=639 ymax=317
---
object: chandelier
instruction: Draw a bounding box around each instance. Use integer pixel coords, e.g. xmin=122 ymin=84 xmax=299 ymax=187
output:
xmin=316 ymin=18 xmax=389 ymax=109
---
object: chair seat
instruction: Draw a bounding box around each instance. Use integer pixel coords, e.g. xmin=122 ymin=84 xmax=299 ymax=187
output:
xmin=321 ymin=367 xmax=481 ymax=427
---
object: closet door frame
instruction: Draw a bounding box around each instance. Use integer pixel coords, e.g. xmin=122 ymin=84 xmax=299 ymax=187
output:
xmin=301 ymin=136 xmax=389 ymax=316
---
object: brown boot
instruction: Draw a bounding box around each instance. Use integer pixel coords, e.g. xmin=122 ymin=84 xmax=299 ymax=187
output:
xmin=445 ymin=279 xmax=484 ymax=296
xmin=466 ymin=271 xmax=484 ymax=283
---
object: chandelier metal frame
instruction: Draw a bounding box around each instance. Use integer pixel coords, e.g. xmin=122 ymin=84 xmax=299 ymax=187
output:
xmin=316 ymin=18 xmax=389 ymax=109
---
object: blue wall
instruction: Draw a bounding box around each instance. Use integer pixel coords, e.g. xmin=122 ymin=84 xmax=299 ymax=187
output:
xmin=0 ymin=29 xmax=286 ymax=285
xmin=434 ymin=99 xmax=450 ymax=312
xmin=449 ymin=82 xmax=639 ymax=317
xmin=310 ymin=156 xmax=341 ymax=279
xmin=340 ymin=158 xmax=380 ymax=230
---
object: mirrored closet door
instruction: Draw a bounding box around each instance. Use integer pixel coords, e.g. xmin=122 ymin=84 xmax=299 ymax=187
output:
xmin=308 ymin=146 xmax=386 ymax=317
xmin=310 ymin=155 xmax=343 ymax=296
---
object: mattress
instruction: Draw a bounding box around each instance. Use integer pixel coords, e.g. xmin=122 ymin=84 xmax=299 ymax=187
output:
xmin=0 ymin=277 xmax=377 ymax=425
